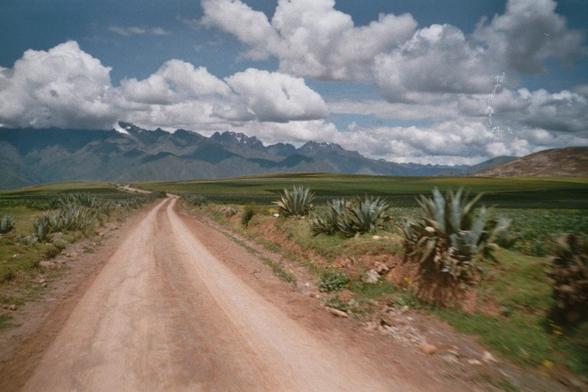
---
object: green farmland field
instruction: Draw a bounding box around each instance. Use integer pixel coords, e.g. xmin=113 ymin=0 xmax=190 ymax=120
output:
xmin=0 ymin=182 xmax=131 ymax=203
xmin=139 ymin=173 xmax=588 ymax=208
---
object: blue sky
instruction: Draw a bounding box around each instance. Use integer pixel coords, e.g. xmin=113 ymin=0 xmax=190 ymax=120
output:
xmin=1 ymin=0 xmax=587 ymax=164
xmin=2 ymin=1 xmax=586 ymax=85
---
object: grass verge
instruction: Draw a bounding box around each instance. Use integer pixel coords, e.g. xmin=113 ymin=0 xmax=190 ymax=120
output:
xmin=0 ymin=186 xmax=160 ymax=326
xmin=192 ymin=200 xmax=588 ymax=379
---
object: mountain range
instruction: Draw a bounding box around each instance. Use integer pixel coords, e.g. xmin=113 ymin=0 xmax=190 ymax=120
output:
xmin=0 ymin=122 xmax=520 ymax=189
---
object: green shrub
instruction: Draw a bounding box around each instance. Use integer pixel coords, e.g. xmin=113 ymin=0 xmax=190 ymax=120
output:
xmin=241 ymin=206 xmax=255 ymax=227
xmin=310 ymin=198 xmax=349 ymax=235
xmin=28 ymin=192 xmax=146 ymax=244
xmin=1 ymin=269 xmax=15 ymax=283
xmin=219 ymin=206 xmax=238 ymax=217
xmin=311 ymin=196 xmax=389 ymax=237
xmin=53 ymin=204 xmax=97 ymax=232
xmin=50 ymin=193 xmax=99 ymax=209
xmin=51 ymin=233 xmax=68 ymax=250
xmin=495 ymin=231 xmax=520 ymax=249
xmin=337 ymin=196 xmax=390 ymax=237
xmin=319 ymin=270 xmax=350 ymax=292
xmin=185 ymin=194 xmax=208 ymax=206
xmin=0 ymin=215 xmax=15 ymax=234
xmin=403 ymin=188 xmax=510 ymax=286
xmin=44 ymin=244 xmax=61 ymax=259
xmin=547 ymin=234 xmax=588 ymax=325
xmin=274 ymin=185 xmax=314 ymax=217
xmin=324 ymin=295 xmax=349 ymax=311
xmin=33 ymin=214 xmax=55 ymax=242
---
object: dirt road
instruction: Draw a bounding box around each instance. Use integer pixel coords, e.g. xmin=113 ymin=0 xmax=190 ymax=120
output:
xmin=17 ymin=198 xmax=458 ymax=391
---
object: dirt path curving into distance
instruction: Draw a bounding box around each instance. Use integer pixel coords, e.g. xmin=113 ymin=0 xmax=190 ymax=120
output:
xmin=11 ymin=197 xmax=472 ymax=391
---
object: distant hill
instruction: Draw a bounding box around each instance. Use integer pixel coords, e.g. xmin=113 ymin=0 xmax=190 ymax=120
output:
xmin=476 ymin=147 xmax=588 ymax=177
xmin=442 ymin=156 xmax=516 ymax=176
xmin=0 ymin=122 xmax=516 ymax=189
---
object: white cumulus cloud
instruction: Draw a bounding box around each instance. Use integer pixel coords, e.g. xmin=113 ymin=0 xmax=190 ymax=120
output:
xmin=202 ymin=0 xmax=417 ymax=80
xmin=474 ymin=0 xmax=585 ymax=73
xmin=221 ymin=68 xmax=328 ymax=122
xmin=202 ymin=0 xmax=585 ymax=100
xmin=0 ymin=41 xmax=328 ymax=131
xmin=374 ymin=24 xmax=494 ymax=101
xmin=0 ymin=41 xmax=119 ymax=129
xmin=333 ymin=120 xmax=588 ymax=165
xmin=120 ymin=59 xmax=230 ymax=105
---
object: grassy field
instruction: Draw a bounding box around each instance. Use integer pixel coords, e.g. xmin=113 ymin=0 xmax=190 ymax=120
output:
xmin=139 ymin=173 xmax=588 ymax=208
xmin=0 ymin=182 xmax=135 ymax=201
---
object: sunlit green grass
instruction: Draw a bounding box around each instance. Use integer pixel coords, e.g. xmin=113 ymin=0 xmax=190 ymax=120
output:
xmin=275 ymin=217 xmax=403 ymax=261
xmin=0 ymin=182 xmax=130 ymax=204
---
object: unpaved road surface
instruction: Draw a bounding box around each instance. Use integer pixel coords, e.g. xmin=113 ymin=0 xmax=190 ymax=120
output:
xmin=14 ymin=198 xmax=464 ymax=391
xmin=117 ymin=184 xmax=152 ymax=194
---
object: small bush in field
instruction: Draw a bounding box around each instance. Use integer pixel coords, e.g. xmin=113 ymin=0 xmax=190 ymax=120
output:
xmin=337 ymin=196 xmax=390 ymax=237
xmin=220 ymin=206 xmax=238 ymax=217
xmin=547 ymin=234 xmax=588 ymax=325
xmin=53 ymin=204 xmax=97 ymax=232
xmin=311 ymin=196 xmax=390 ymax=237
xmin=44 ymin=244 xmax=61 ymax=259
xmin=241 ymin=206 xmax=255 ymax=227
xmin=310 ymin=199 xmax=349 ymax=235
xmin=0 ymin=215 xmax=15 ymax=234
xmin=185 ymin=194 xmax=208 ymax=206
xmin=319 ymin=270 xmax=350 ymax=292
xmin=33 ymin=214 xmax=55 ymax=242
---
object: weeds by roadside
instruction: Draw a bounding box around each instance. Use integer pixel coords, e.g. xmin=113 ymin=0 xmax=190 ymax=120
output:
xmin=0 ymin=188 xmax=161 ymax=328
xmin=263 ymin=259 xmax=297 ymax=284
xmin=319 ymin=270 xmax=350 ymax=292
xmin=241 ymin=206 xmax=255 ymax=227
xmin=186 ymin=186 xmax=587 ymax=382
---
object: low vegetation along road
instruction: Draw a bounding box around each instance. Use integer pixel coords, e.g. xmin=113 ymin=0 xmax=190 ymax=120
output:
xmin=16 ymin=197 xmax=445 ymax=391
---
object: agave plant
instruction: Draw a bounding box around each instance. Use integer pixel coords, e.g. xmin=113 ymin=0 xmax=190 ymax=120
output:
xmin=33 ymin=214 xmax=56 ymax=242
xmin=0 ymin=215 xmax=15 ymax=234
xmin=403 ymin=188 xmax=510 ymax=285
xmin=547 ymin=234 xmax=588 ymax=325
xmin=338 ymin=196 xmax=390 ymax=237
xmin=274 ymin=185 xmax=314 ymax=217
xmin=310 ymin=198 xmax=350 ymax=235
xmin=54 ymin=204 xmax=97 ymax=232
xmin=50 ymin=193 xmax=99 ymax=209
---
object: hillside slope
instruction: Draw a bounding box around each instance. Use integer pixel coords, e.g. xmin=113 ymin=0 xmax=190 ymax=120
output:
xmin=476 ymin=147 xmax=588 ymax=177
